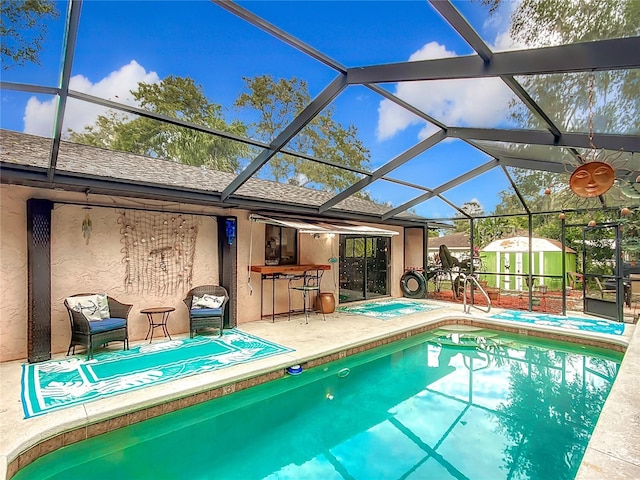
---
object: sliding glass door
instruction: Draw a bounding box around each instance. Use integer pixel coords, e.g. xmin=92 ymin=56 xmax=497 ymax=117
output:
xmin=339 ymin=235 xmax=390 ymax=303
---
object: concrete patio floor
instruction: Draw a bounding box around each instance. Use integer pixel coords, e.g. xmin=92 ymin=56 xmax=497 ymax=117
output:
xmin=1 ymin=300 xmax=638 ymax=479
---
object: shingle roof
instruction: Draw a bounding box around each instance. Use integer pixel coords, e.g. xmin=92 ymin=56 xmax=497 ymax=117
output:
xmin=429 ymin=232 xmax=470 ymax=249
xmin=0 ymin=129 xmax=411 ymax=220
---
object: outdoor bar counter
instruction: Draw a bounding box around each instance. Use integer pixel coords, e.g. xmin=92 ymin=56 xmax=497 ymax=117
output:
xmin=251 ymin=264 xmax=331 ymax=321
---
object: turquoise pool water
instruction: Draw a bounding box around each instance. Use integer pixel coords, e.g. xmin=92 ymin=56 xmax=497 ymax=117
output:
xmin=15 ymin=329 xmax=622 ymax=480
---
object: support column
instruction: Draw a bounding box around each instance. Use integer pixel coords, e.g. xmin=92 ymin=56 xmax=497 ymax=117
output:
xmin=218 ymin=216 xmax=238 ymax=328
xmin=27 ymin=199 xmax=53 ymax=363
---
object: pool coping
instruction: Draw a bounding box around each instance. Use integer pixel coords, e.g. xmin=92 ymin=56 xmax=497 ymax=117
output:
xmin=1 ymin=308 xmax=636 ymax=479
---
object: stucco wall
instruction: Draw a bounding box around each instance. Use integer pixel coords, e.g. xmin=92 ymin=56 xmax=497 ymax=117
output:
xmin=50 ymin=204 xmax=219 ymax=356
xmin=390 ymin=231 xmax=404 ymax=297
xmin=0 ymin=185 xmax=29 ymax=361
xmin=0 ymin=185 xmax=225 ymax=361
xmin=404 ymin=228 xmax=425 ymax=269
xmin=236 ymin=213 xmax=264 ymax=322
xmin=0 ymin=184 xmax=409 ymax=361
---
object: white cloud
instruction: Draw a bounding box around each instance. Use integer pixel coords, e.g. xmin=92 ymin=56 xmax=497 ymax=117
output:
xmin=376 ymin=99 xmax=422 ymax=140
xmin=23 ymin=97 xmax=56 ymax=137
xmin=490 ymin=23 xmax=529 ymax=52
xmin=23 ymin=60 xmax=160 ymax=137
xmin=376 ymin=41 xmax=514 ymax=142
xmin=483 ymin=0 xmax=519 ymax=47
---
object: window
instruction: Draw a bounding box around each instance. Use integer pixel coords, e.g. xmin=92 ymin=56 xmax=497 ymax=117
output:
xmin=265 ymin=224 xmax=297 ymax=265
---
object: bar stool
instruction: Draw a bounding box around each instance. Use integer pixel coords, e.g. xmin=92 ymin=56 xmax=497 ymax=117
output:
xmin=288 ymin=270 xmax=325 ymax=323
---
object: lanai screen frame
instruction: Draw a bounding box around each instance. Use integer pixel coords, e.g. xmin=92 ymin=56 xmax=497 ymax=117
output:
xmin=1 ymin=0 xmax=639 ymax=227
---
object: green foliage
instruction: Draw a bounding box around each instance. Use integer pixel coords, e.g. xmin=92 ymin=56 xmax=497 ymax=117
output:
xmin=69 ymin=76 xmax=248 ymax=172
xmin=561 ymin=211 xmax=621 ymax=276
xmin=70 ymin=74 xmax=372 ymax=193
xmin=487 ymin=0 xmax=639 ymax=234
xmin=620 ymin=207 xmax=640 ymax=258
xmin=475 ymin=0 xmax=501 ymax=14
xmin=1 ymin=0 xmax=58 ymax=69
xmin=484 ymin=0 xmax=639 ymax=139
xmin=473 ymin=209 xmax=627 ymax=276
xmin=479 ymin=0 xmax=640 ymax=136
xmin=496 ymin=169 xmax=575 ymax=215
xmin=474 ymin=216 xmax=525 ymax=248
xmin=453 ymin=200 xmax=484 ymax=233
xmin=508 ymin=0 xmax=639 ymax=131
xmin=68 ymin=111 xmax=123 ymax=150
xmin=235 ymin=75 xmax=370 ymax=192
xmin=509 ymin=0 xmax=640 ymax=45
xmin=583 ymin=224 xmax=618 ymax=275
xmin=504 ymin=0 xmax=640 ymax=201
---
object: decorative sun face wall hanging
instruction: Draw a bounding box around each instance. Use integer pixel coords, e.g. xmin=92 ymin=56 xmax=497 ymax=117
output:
xmin=553 ymin=73 xmax=638 ymax=223
xmin=569 ymin=161 xmax=615 ymax=198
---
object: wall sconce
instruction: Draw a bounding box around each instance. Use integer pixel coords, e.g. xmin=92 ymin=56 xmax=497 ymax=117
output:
xmin=225 ymin=218 xmax=236 ymax=246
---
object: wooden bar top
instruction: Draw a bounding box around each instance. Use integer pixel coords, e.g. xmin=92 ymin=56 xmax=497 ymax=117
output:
xmin=251 ymin=264 xmax=331 ymax=275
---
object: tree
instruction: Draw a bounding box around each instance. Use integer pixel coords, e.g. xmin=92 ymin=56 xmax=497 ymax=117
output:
xmin=474 ymin=216 xmax=522 ymax=248
xmin=620 ymin=207 xmax=640 ymax=260
xmin=1 ymin=0 xmax=58 ymax=70
xmin=453 ymin=200 xmax=484 ymax=233
xmin=69 ymin=76 xmax=248 ymax=172
xmin=487 ymin=0 xmax=640 ymax=226
xmin=68 ymin=110 xmax=122 ymax=150
xmin=234 ymin=75 xmax=371 ymax=192
xmin=507 ymin=0 xmax=640 ymax=138
xmin=70 ymin=74 xmax=374 ymax=191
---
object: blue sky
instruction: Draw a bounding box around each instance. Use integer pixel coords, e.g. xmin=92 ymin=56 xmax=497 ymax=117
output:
xmin=1 ymin=0 xmax=529 ymax=219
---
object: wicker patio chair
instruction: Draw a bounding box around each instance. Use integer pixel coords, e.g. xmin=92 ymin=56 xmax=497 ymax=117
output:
xmin=183 ymin=285 xmax=229 ymax=338
xmin=64 ymin=293 xmax=132 ymax=359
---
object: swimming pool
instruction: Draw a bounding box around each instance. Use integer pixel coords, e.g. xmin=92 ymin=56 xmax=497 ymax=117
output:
xmin=14 ymin=328 xmax=622 ymax=480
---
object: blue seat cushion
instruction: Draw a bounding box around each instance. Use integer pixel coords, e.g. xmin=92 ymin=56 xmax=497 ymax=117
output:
xmin=190 ymin=308 xmax=223 ymax=317
xmin=89 ymin=317 xmax=127 ymax=333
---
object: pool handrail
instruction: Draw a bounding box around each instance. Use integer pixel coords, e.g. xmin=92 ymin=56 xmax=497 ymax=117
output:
xmin=462 ymin=274 xmax=491 ymax=314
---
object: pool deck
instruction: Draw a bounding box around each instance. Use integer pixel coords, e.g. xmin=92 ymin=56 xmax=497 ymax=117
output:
xmin=1 ymin=301 xmax=639 ymax=479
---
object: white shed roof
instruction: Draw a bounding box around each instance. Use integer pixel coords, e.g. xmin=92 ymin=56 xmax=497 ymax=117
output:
xmin=481 ymin=236 xmax=575 ymax=253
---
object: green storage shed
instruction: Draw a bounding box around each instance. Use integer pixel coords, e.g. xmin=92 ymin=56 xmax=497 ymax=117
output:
xmin=480 ymin=236 xmax=577 ymax=291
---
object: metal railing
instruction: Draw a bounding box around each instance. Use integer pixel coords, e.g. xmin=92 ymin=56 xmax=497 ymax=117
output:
xmin=462 ymin=274 xmax=491 ymax=314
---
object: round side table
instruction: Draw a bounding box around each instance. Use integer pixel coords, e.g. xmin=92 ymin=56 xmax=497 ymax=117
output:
xmin=141 ymin=307 xmax=175 ymax=342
